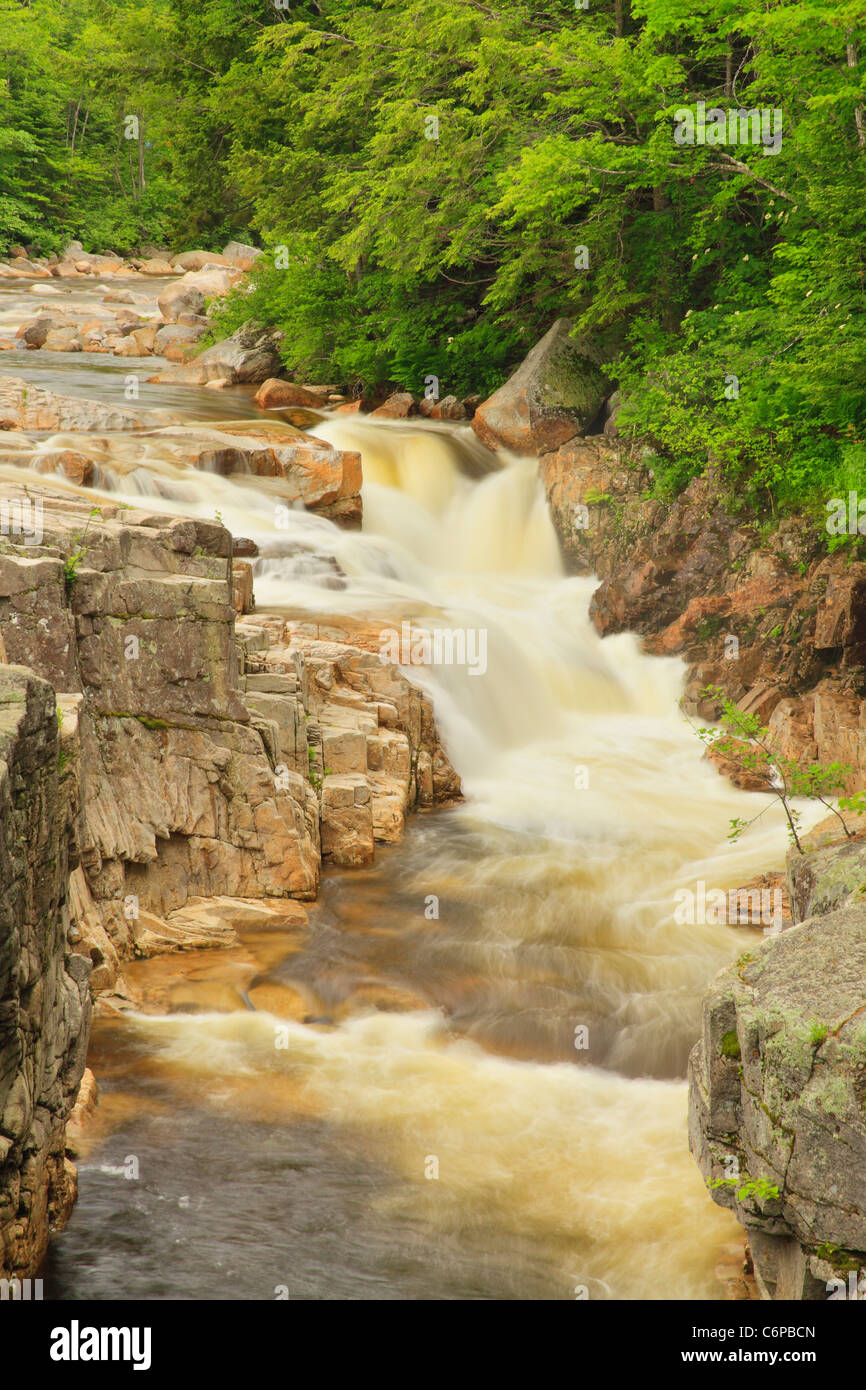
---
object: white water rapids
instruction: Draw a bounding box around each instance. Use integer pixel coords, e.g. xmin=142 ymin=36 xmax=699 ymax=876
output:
xmin=1 ymin=281 xmax=811 ymax=1299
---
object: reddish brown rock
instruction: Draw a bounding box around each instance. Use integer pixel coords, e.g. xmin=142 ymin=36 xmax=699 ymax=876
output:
xmin=370 ymin=391 xmax=417 ymax=419
xmin=254 ymin=379 xmax=323 ymax=410
xmin=138 ymin=258 xmax=178 ymax=276
xmin=172 ymin=250 xmax=232 ymax=272
xmin=705 ymin=739 xmax=771 ymax=792
xmin=813 ymin=567 xmax=866 ymax=652
xmin=36 ymin=450 xmax=95 ymax=486
xmin=539 ymin=439 xmax=866 ymax=790
xmin=430 ymin=395 xmax=468 ymax=421
xmin=472 ymin=318 xmax=611 ymax=455
xmin=131 ymin=325 xmax=158 ymax=354
xmin=232 ymin=560 xmax=255 ymax=614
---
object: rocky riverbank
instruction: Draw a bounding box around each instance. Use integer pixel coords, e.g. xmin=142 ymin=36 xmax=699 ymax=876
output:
xmin=469 ymin=326 xmax=866 ymax=1301
xmin=689 ymin=840 xmax=866 ymax=1300
xmin=1 ymin=252 xmax=863 ymax=1299
xmin=538 ymin=439 xmax=866 ymax=1298
xmin=0 ymin=461 xmax=459 ymax=1281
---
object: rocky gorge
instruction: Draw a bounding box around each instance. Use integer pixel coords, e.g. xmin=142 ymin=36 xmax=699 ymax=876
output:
xmin=0 ymin=472 xmax=460 ymax=1280
xmin=0 ymin=253 xmax=863 ymax=1302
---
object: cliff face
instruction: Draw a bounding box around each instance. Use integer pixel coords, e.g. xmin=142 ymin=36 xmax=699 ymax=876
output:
xmin=0 ymin=477 xmax=460 ymax=1278
xmin=0 ymin=668 xmax=90 ymax=1280
xmin=688 ymin=896 xmax=866 ymax=1300
xmin=541 ymin=440 xmax=866 ymax=787
xmin=0 ymin=486 xmax=321 ymax=985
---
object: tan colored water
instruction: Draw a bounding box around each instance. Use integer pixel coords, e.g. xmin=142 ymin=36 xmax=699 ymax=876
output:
xmin=3 ymin=279 xmax=807 ymax=1299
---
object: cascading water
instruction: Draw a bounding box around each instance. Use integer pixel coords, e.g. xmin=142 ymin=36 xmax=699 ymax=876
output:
xmin=2 ymin=279 xmax=803 ymax=1300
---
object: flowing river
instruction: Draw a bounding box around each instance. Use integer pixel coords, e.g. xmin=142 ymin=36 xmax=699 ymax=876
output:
xmin=1 ymin=278 xmax=801 ymax=1300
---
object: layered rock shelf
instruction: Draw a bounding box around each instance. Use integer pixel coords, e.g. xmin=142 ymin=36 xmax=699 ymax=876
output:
xmin=0 ymin=475 xmax=459 ymax=1280
xmin=0 ymin=668 xmax=90 ymax=1280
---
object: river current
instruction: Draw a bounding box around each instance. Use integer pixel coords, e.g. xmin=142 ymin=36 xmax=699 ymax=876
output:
xmin=0 ymin=277 xmax=801 ymax=1300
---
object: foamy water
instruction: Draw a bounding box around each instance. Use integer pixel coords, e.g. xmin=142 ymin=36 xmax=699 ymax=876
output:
xmin=1 ymin=279 xmax=811 ymax=1299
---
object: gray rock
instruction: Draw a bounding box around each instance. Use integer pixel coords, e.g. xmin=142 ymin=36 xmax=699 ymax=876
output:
xmin=788 ymin=834 xmax=866 ymax=923
xmin=155 ymin=324 xmax=281 ymax=386
xmin=689 ymin=905 xmax=866 ymax=1298
xmin=222 ymin=241 xmax=263 ymax=270
xmin=471 ymin=318 xmax=612 ymax=456
xmin=0 ymin=667 xmax=90 ymax=1280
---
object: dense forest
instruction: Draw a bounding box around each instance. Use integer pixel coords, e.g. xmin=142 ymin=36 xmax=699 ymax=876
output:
xmin=1 ymin=0 xmax=864 ymax=513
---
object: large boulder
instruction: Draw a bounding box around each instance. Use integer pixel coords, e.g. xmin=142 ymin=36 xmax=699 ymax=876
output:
xmin=42 ymin=328 xmax=83 ymax=353
xmin=222 ymin=241 xmax=263 ymax=271
xmin=50 ymin=262 xmax=86 ymax=279
xmin=16 ymin=312 xmax=72 ymax=348
xmin=9 ymin=258 xmax=53 ymax=280
xmin=153 ymin=322 xmax=208 ymax=360
xmin=36 ymin=450 xmax=95 ymax=487
xmin=153 ymin=323 xmax=282 ymax=386
xmin=689 ymin=903 xmax=866 ymax=1299
xmin=471 ymin=318 xmax=611 ymax=455
xmin=370 ymin=391 xmax=417 ymax=419
xmin=156 ymin=265 xmax=244 ymax=323
xmin=137 ymin=258 xmax=179 ymax=276
xmin=254 ymin=379 xmax=324 ymax=410
xmin=172 ymin=250 xmax=232 ymax=272
xmin=420 ymin=395 xmax=468 ymax=421
xmin=72 ymin=252 xmax=126 ymax=276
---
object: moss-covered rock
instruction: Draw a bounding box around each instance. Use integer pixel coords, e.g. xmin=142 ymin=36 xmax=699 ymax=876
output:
xmin=689 ymin=905 xmax=866 ymax=1299
xmin=471 ymin=318 xmax=611 ymax=456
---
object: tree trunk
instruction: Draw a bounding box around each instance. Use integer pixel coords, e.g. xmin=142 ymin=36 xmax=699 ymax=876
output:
xmin=138 ymin=111 xmax=146 ymax=193
xmin=846 ymin=32 xmax=865 ymax=148
xmin=725 ymin=39 xmax=733 ymax=99
xmin=69 ymin=95 xmax=82 ymax=157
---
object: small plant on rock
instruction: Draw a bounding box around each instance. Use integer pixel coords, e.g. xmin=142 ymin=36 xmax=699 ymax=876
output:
xmin=695 ymin=685 xmax=866 ymax=854
xmin=708 ymin=1174 xmax=780 ymax=1203
xmin=63 ymin=507 xmax=103 ymax=597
